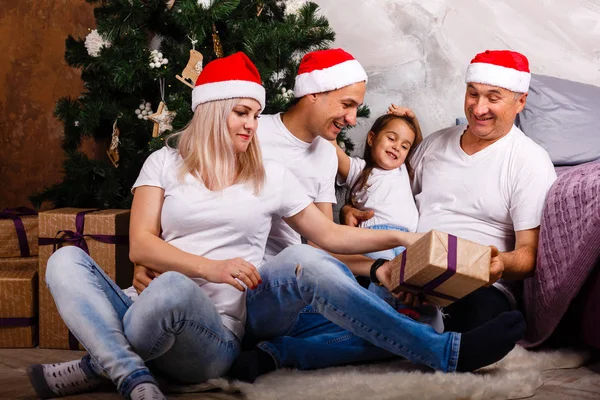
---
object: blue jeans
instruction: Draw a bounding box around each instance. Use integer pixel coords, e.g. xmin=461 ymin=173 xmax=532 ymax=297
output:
xmin=364 ymin=224 xmax=444 ymax=334
xmin=45 ymin=246 xmax=240 ymax=398
xmin=245 ymin=244 xmax=460 ymax=372
xmin=363 ymin=224 xmax=408 ymax=260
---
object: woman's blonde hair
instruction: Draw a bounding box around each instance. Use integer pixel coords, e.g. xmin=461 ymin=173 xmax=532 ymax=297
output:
xmin=167 ymin=98 xmax=265 ymax=194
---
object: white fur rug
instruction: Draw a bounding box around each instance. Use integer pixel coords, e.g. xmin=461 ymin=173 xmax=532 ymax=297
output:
xmin=168 ymin=346 xmax=590 ymax=400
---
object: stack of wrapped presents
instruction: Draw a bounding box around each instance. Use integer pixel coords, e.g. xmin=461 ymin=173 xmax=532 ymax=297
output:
xmin=0 ymin=208 xmax=39 ymax=348
xmin=37 ymin=208 xmax=132 ymax=349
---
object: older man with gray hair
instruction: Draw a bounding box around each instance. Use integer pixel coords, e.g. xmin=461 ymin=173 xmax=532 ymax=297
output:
xmin=347 ymin=49 xmax=557 ymax=334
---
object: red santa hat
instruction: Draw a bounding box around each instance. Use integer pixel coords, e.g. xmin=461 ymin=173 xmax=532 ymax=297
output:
xmin=191 ymin=52 xmax=265 ymax=111
xmin=465 ymin=50 xmax=531 ymax=93
xmin=293 ymin=48 xmax=368 ymax=98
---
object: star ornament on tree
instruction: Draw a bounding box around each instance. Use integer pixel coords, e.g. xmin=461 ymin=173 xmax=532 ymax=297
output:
xmin=147 ymin=101 xmax=176 ymax=137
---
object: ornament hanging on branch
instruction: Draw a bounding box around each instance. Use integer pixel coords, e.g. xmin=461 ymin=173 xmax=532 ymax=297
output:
xmin=257 ymin=1 xmax=265 ymax=16
xmin=165 ymin=0 xmax=176 ymax=10
xmin=148 ymin=102 xmax=176 ymax=137
xmin=197 ymin=0 xmax=213 ymax=7
xmin=84 ymin=29 xmax=112 ymax=57
xmin=278 ymin=0 xmax=306 ymax=15
xmin=149 ymin=49 xmax=169 ymax=69
xmin=135 ymin=100 xmax=153 ymax=120
xmin=147 ymin=79 xmax=176 ymax=137
xmin=212 ymin=23 xmax=224 ymax=58
xmin=176 ymin=37 xmax=204 ymax=89
xmin=276 ymin=87 xmax=294 ymax=102
xmin=106 ymin=118 xmax=121 ymax=168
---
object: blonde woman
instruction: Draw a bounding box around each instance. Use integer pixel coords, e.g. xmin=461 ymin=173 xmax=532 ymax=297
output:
xmin=28 ymin=52 xmax=523 ymax=400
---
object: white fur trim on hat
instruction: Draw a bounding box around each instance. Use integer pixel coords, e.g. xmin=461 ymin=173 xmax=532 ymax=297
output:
xmin=191 ymin=80 xmax=266 ymax=111
xmin=466 ymin=62 xmax=531 ymax=93
xmin=294 ymin=59 xmax=368 ymax=98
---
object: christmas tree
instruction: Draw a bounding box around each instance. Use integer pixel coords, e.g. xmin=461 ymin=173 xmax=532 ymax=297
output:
xmin=31 ymin=0 xmax=367 ymax=209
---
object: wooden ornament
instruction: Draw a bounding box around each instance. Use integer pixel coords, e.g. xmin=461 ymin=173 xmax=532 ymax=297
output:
xmin=165 ymin=0 xmax=175 ymax=9
xmin=212 ymin=23 xmax=224 ymax=58
xmin=147 ymin=101 xmax=176 ymax=137
xmin=176 ymin=49 xmax=204 ymax=89
xmin=257 ymin=1 xmax=265 ymax=16
xmin=106 ymin=120 xmax=120 ymax=168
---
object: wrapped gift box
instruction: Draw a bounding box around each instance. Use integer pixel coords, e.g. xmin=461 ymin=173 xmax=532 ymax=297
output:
xmin=388 ymin=230 xmax=491 ymax=307
xmin=0 ymin=208 xmax=38 ymax=258
xmin=0 ymin=257 xmax=38 ymax=348
xmin=38 ymin=208 xmax=132 ymax=349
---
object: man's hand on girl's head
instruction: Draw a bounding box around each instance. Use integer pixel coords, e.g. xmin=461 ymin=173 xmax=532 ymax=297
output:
xmin=387 ymin=104 xmax=416 ymax=119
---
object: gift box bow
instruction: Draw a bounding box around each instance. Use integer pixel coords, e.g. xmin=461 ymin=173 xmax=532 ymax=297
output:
xmin=38 ymin=209 xmax=129 ymax=255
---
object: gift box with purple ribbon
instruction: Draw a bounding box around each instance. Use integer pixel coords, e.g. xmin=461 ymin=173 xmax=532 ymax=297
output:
xmin=0 ymin=258 xmax=38 ymax=348
xmin=37 ymin=208 xmax=131 ymax=349
xmin=388 ymin=230 xmax=491 ymax=307
xmin=0 ymin=207 xmax=38 ymax=258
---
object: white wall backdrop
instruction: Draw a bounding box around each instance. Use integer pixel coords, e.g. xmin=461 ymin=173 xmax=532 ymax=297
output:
xmin=312 ymin=0 xmax=600 ymax=154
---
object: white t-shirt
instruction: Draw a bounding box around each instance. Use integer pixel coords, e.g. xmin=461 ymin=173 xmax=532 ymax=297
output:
xmin=130 ymin=147 xmax=311 ymax=339
xmin=411 ymin=124 xmax=557 ymax=252
xmin=338 ymin=157 xmax=419 ymax=232
xmin=258 ymin=113 xmax=338 ymax=261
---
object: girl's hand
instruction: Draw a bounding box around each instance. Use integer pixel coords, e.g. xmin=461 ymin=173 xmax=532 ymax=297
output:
xmin=376 ymin=261 xmax=428 ymax=307
xmin=204 ymin=258 xmax=262 ymax=292
xmin=388 ymin=104 xmax=416 ymax=119
xmin=393 ymin=291 xmax=429 ymax=307
xmin=341 ymin=204 xmax=374 ymax=227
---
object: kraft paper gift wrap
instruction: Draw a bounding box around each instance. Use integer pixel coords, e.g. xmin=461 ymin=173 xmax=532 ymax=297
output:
xmin=37 ymin=208 xmax=131 ymax=349
xmin=388 ymin=230 xmax=491 ymax=307
xmin=0 ymin=207 xmax=38 ymax=258
xmin=0 ymin=257 xmax=39 ymax=348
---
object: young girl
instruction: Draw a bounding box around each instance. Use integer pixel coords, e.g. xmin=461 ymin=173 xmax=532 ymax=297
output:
xmin=334 ymin=105 xmax=423 ymax=261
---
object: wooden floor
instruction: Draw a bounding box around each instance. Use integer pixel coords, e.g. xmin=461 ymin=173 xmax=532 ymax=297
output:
xmin=1 ymin=348 xmax=599 ymax=399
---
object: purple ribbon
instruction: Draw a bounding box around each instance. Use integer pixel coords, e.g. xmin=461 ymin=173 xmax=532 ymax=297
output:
xmin=0 ymin=316 xmax=38 ymax=327
xmin=399 ymin=234 xmax=459 ymax=302
xmin=0 ymin=207 xmax=38 ymax=257
xmin=38 ymin=210 xmax=129 ymax=255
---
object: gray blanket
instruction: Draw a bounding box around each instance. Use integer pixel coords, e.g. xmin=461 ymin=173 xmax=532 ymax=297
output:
xmin=521 ymin=160 xmax=600 ymax=347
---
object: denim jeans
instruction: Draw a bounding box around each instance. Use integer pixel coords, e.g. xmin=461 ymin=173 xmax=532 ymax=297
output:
xmin=245 ymin=244 xmax=460 ymax=372
xmin=363 ymin=224 xmax=408 ymax=260
xmin=45 ymin=246 xmax=240 ymax=398
xmin=363 ymin=224 xmax=444 ymax=334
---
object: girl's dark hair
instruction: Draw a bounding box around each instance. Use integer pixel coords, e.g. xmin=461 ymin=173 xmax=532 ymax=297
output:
xmin=348 ymin=113 xmax=422 ymax=208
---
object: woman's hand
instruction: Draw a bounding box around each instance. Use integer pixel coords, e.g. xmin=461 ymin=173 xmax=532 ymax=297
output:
xmin=133 ymin=264 xmax=160 ymax=294
xmin=203 ymin=258 xmax=262 ymax=292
